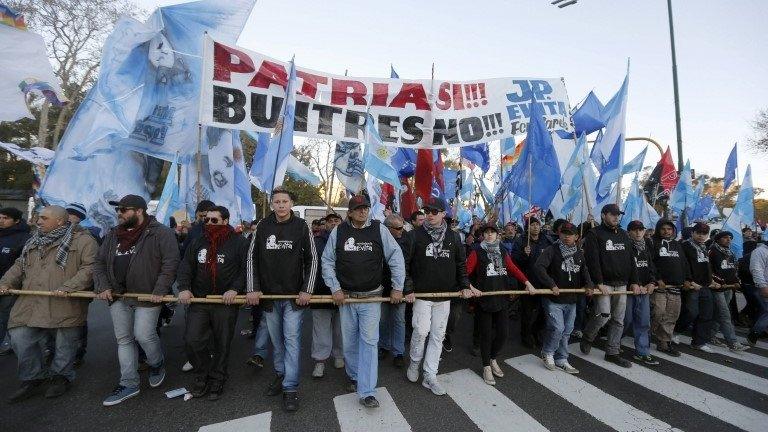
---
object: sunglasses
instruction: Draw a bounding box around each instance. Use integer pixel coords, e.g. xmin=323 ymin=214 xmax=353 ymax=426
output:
xmin=204 ymin=217 xmax=220 ymax=224
xmin=423 ymin=208 xmax=441 ymax=215
xmin=389 ymin=225 xmax=404 ymax=231
xmin=115 ymin=207 xmax=136 ymax=214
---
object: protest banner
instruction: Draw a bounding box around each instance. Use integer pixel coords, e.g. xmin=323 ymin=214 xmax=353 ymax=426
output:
xmin=200 ymin=35 xmax=572 ymax=149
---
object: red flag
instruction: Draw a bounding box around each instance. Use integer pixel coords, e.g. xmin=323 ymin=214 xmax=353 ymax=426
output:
xmin=434 ymin=151 xmax=445 ymax=192
xmin=414 ymin=149 xmax=433 ymax=205
xmin=399 ymin=177 xmax=417 ymax=217
xmin=659 ymin=147 xmax=679 ymax=196
xmin=380 ymin=182 xmax=394 ymax=206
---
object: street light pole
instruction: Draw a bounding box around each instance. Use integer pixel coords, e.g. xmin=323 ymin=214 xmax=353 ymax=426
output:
xmin=666 ymin=0 xmax=684 ymax=171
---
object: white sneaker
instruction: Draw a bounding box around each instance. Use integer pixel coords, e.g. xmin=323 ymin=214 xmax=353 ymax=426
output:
xmin=490 ymin=359 xmax=504 ymax=377
xmin=422 ymin=375 xmax=447 ymax=395
xmin=406 ymin=362 xmax=420 ymax=383
xmin=181 ymin=361 xmax=193 ymax=372
xmin=312 ymin=362 xmax=325 ymax=378
xmin=728 ymin=342 xmax=749 ymax=352
xmin=671 ymin=334 xmax=681 ymax=345
xmin=572 ymin=330 xmax=583 ymax=339
xmin=556 ymin=362 xmax=579 ymax=374
xmin=693 ymin=344 xmax=714 ymax=353
xmin=333 ymin=357 xmax=345 ymax=369
xmin=542 ymin=354 xmax=557 ymax=371
xmin=482 ymin=366 xmax=496 ymax=385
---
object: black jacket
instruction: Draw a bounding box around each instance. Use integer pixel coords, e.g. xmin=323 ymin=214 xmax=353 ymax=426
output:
xmin=651 ymin=220 xmax=689 ymax=292
xmin=246 ymin=212 xmax=317 ymax=309
xmin=311 ymin=230 xmax=334 ymax=309
xmin=0 ymin=221 xmax=31 ymax=279
xmin=383 ymin=233 xmax=412 ymax=296
xmin=682 ymin=240 xmax=712 ymax=286
xmin=583 ymin=223 xmax=638 ymax=286
xmin=709 ymin=245 xmax=738 ymax=286
xmin=534 ymin=245 xmax=593 ymax=304
xmin=406 ymin=225 xmax=469 ymax=301
xmin=631 ymin=239 xmax=657 ymax=286
xmin=511 ymin=232 xmax=553 ymax=288
xmin=177 ymin=232 xmax=249 ymax=297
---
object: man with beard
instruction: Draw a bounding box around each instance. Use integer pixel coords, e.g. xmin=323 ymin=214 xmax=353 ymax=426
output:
xmin=0 ymin=207 xmax=31 ymax=356
xmin=0 ymin=206 xmax=97 ymax=402
xmin=177 ymin=206 xmax=248 ymax=400
xmin=94 ymin=195 xmax=180 ymax=406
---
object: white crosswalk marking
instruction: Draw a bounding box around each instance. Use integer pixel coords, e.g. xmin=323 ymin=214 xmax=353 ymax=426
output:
xmin=198 ymin=412 xmax=271 ymax=432
xmin=439 ymin=368 xmax=548 ymax=432
xmin=621 ymin=337 xmax=768 ymax=395
xmin=506 ymin=355 xmax=683 ymax=432
xmin=676 ymin=334 xmax=768 ymax=368
xmin=571 ymin=344 xmax=768 ymax=432
xmin=333 ymin=387 xmax=411 ymax=432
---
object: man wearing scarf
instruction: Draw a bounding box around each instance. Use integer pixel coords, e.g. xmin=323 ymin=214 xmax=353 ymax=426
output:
xmin=680 ymin=222 xmax=716 ymax=352
xmin=94 ymin=195 xmax=180 ymax=407
xmin=0 ymin=206 xmax=97 ymax=403
xmin=405 ymin=197 xmax=471 ymax=396
xmin=625 ymin=221 xmax=659 ymax=365
xmin=177 ymin=205 xmax=248 ymax=400
xmin=709 ymin=230 xmax=749 ymax=351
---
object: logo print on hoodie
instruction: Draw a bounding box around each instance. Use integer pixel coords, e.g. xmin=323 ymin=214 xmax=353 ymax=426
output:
xmin=721 ymin=259 xmax=735 ymax=270
xmin=1 ymin=247 xmax=10 ymax=254
xmin=343 ymin=237 xmax=373 ymax=252
xmin=425 ymin=243 xmax=450 ymax=258
xmin=197 ymin=248 xmax=224 ymax=264
xmin=265 ymin=234 xmax=293 ymax=250
xmin=486 ymin=262 xmax=507 ymax=277
xmin=605 ymin=239 xmax=626 ymax=251
xmin=658 ymin=241 xmax=679 ymax=257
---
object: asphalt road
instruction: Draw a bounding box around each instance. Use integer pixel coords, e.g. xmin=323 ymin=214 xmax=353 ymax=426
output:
xmin=1 ymin=299 xmax=767 ymax=432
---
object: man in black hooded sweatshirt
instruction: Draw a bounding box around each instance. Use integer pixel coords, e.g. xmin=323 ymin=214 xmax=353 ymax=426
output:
xmin=511 ymin=217 xmax=552 ymax=348
xmin=650 ymin=219 xmax=691 ymax=357
xmin=679 ymin=222 xmax=715 ymax=352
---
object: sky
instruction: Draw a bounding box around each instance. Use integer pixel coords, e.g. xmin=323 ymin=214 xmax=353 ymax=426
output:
xmin=138 ymin=0 xmax=768 ymax=191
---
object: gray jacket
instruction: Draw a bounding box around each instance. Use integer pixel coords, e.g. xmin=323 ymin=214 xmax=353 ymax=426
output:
xmin=750 ymin=243 xmax=768 ymax=288
xmin=93 ymin=218 xmax=180 ymax=296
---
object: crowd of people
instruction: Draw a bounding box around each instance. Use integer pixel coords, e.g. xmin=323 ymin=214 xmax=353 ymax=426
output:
xmin=0 ymin=190 xmax=767 ymax=414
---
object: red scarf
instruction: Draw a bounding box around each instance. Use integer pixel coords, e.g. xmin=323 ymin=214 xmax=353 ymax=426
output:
xmin=204 ymin=224 xmax=234 ymax=293
xmin=115 ymin=216 xmax=151 ymax=253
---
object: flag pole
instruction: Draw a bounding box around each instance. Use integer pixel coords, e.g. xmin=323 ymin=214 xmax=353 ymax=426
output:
xmin=196 ymin=124 xmax=202 ymax=204
xmin=527 ymin=155 xmax=533 ymax=248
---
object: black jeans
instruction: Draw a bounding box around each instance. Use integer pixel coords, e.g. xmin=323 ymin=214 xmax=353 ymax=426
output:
xmin=185 ymin=304 xmax=239 ymax=385
xmin=691 ymin=287 xmax=715 ymax=347
xmin=479 ymin=309 xmax=508 ymax=366
xmin=520 ymin=296 xmax=542 ymax=343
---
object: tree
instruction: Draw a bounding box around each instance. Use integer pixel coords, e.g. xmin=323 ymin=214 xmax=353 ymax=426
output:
xmin=750 ymin=108 xmax=768 ymax=154
xmin=8 ymin=0 xmax=140 ymax=149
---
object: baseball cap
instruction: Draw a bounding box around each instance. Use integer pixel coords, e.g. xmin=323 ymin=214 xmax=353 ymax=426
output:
xmin=692 ymin=221 xmax=710 ymax=234
xmin=601 ymin=204 xmax=624 ymax=215
xmin=108 ymin=194 xmax=147 ymax=210
xmin=423 ymin=197 xmax=446 ymax=212
xmin=481 ymin=224 xmax=499 ymax=233
xmin=627 ymin=220 xmax=646 ymax=231
xmin=348 ymin=195 xmax=371 ymax=211
xmin=559 ymin=221 xmax=577 ymax=234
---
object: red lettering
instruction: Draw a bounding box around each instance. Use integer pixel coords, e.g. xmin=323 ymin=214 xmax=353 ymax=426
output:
xmin=389 ymin=83 xmax=430 ymax=110
xmin=296 ymin=71 xmax=327 ymax=99
xmin=248 ymin=60 xmax=288 ymax=90
xmin=213 ymin=42 xmax=255 ymax=83
xmin=371 ymin=83 xmax=389 ymax=106
xmin=331 ymin=79 xmax=368 ymax=106
xmin=435 ymin=82 xmax=451 ymax=110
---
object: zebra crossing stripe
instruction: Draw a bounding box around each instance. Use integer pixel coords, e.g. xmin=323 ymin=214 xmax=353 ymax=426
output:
xmin=439 ymin=368 xmax=548 ymax=432
xmin=570 ymin=344 xmax=768 ymax=432
xmin=333 ymin=387 xmax=411 ymax=432
xmin=621 ymin=337 xmax=768 ymax=396
xmin=675 ymin=334 xmax=768 ymax=368
xmin=198 ymin=412 xmax=271 ymax=432
xmin=506 ymin=355 xmax=683 ymax=432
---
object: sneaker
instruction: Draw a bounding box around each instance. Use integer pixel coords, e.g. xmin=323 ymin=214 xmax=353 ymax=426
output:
xmin=333 ymin=357 xmax=345 ymax=369
xmin=282 ymin=391 xmax=299 ymax=412
xmin=747 ymin=332 xmax=759 ymax=347
xmin=182 ymin=361 xmax=194 ymax=372
xmin=246 ymin=355 xmax=264 ymax=368
xmin=190 ymin=376 xmax=210 ymax=398
xmin=604 ymin=354 xmax=632 ymax=368
xmin=406 ymin=361 xmax=420 ymax=383
xmin=422 ymin=375 xmax=446 ymax=396
xmin=102 ymin=385 xmax=140 ymax=406
xmin=490 ymin=359 xmax=504 ymax=377
xmin=556 ymin=362 xmax=579 ymax=374
xmin=7 ymin=379 xmax=45 ymax=404
xmin=710 ymin=337 xmax=727 ymax=348
xmin=572 ymin=330 xmax=583 ymax=339
xmin=265 ymin=374 xmax=284 ymax=396
xmin=671 ymin=334 xmax=680 ymax=345
xmin=393 ymin=355 xmax=405 ymax=368
xmin=378 ymin=348 xmax=389 ymax=360
xmin=312 ymin=362 xmax=325 ymax=379
xmin=692 ymin=344 xmax=714 ymax=353
xmin=482 ymin=366 xmax=496 ymax=385
xmin=633 ymin=354 xmax=660 ymax=366
xmin=728 ymin=342 xmax=749 ymax=352
xmin=359 ymin=395 xmax=380 ymax=408
xmin=579 ymin=338 xmax=592 ymax=355
xmin=542 ymin=354 xmax=557 ymax=371
xmin=442 ymin=336 xmax=453 ymax=352
xmin=148 ymin=363 xmax=166 ymax=388
xmin=45 ymin=375 xmax=70 ymax=399
xmin=657 ymin=343 xmax=681 ymax=357
xmin=207 ymin=381 xmax=223 ymax=401
xmin=240 ymin=328 xmax=254 ymax=338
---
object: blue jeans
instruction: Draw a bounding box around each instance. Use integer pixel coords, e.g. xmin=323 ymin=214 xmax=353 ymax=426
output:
xmin=623 ymin=294 xmax=651 ymax=356
xmin=264 ymin=300 xmax=304 ymax=392
xmin=750 ymin=290 xmax=768 ymax=335
xmin=340 ymin=301 xmax=380 ymax=398
xmin=379 ymin=302 xmax=405 ymax=356
xmin=253 ymin=313 xmax=271 ymax=359
xmin=109 ymin=300 xmax=164 ymax=388
xmin=10 ymin=326 xmax=81 ymax=382
xmin=712 ymin=290 xmax=738 ymax=344
xmin=541 ymin=299 xmax=576 ymax=363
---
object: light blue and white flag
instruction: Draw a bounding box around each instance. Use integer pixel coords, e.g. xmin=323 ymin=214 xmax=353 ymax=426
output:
xmin=722 ymin=164 xmax=754 ymax=257
xmin=363 ymin=113 xmax=403 ymax=189
xmin=668 ymin=159 xmax=693 ymax=216
xmin=286 ymin=155 xmax=321 ymax=186
xmin=593 ymin=72 xmax=629 ymax=203
xmin=723 ymin=143 xmax=737 ymax=191
xmin=154 ymin=154 xmax=181 ymax=225
xmin=333 ymin=141 xmax=365 ymax=192
xmin=622 ymin=146 xmax=647 ymax=175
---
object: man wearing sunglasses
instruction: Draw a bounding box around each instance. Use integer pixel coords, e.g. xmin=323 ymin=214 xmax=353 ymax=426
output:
xmin=93 ymin=195 xmax=180 ymax=406
xmin=405 ymin=197 xmax=471 ymax=396
xmin=176 ymin=206 xmax=248 ymax=401
xmin=321 ymin=195 xmax=405 ymax=409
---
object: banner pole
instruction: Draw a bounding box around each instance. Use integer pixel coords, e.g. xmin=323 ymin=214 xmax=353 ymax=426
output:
xmin=196 ymin=124 xmax=202 ymax=204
